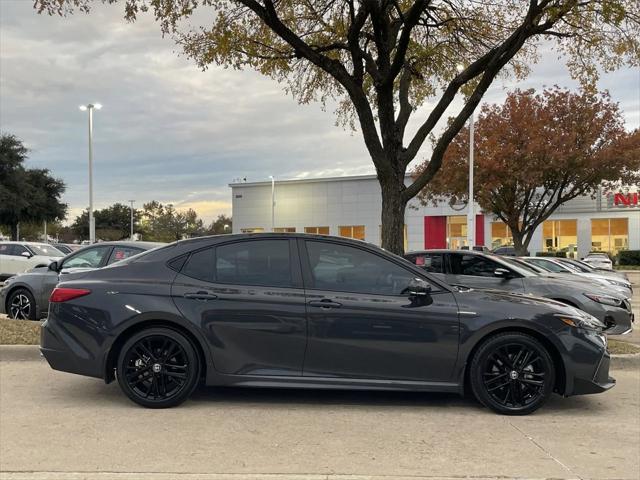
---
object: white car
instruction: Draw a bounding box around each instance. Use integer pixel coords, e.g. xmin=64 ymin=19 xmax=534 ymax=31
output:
xmin=582 ymin=252 xmax=614 ymax=270
xmin=521 ymin=256 xmax=632 ymax=298
xmin=0 ymin=242 xmax=64 ymax=280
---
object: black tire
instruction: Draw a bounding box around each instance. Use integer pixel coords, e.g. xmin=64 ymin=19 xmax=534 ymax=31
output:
xmin=469 ymin=332 xmax=555 ymax=415
xmin=7 ymin=288 xmax=37 ymax=320
xmin=116 ymin=327 xmax=200 ymax=408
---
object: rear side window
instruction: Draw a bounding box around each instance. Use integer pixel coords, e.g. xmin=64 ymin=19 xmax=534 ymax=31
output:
xmin=411 ymin=254 xmax=444 ymax=273
xmin=181 ymin=248 xmax=215 ymax=283
xmin=216 ymin=240 xmax=292 ymax=287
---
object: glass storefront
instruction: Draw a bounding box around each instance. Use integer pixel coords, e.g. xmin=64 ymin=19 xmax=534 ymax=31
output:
xmin=491 ymin=222 xmax=513 ymax=249
xmin=542 ymin=219 xmax=578 ymax=257
xmin=273 ymin=227 xmax=296 ymax=232
xmin=591 ymin=218 xmax=629 ymax=255
xmin=447 ymin=216 xmax=468 ymax=249
xmin=339 ymin=225 xmax=365 ymax=240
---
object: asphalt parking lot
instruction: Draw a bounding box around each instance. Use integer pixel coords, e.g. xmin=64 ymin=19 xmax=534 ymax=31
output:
xmin=0 ymin=346 xmax=638 ymax=480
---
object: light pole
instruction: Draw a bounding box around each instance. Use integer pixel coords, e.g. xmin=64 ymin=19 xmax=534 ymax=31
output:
xmin=128 ymin=200 xmax=135 ymax=239
xmin=456 ymin=64 xmax=475 ymax=248
xmin=269 ymin=175 xmax=275 ymax=232
xmin=79 ymin=103 xmax=102 ymax=244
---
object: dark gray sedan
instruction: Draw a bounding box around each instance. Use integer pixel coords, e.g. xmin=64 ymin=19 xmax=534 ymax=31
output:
xmin=0 ymin=241 xmax=163 ymax=320
xmin=404 ymin=250 xmax=634 ymax=335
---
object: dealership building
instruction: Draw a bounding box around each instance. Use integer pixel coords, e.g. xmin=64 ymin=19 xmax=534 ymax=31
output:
xmin=230 ymin=175 xmax=639 ymax=258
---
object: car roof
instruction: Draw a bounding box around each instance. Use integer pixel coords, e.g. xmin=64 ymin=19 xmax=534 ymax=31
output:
xmin=73 ymin=241 xmax=165 ymax=251
xmin=172 ymin=232 xmax=373 ymax=248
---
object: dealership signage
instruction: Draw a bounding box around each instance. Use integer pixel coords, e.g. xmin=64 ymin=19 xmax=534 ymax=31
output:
xmin=607 ymin=188 xmax=639 ymax=208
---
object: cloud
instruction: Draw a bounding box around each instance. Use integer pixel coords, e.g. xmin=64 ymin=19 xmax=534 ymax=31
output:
xmin=1 ymin=0 xmax=638 ymax=226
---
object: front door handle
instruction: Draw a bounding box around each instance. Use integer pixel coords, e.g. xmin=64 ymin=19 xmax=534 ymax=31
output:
xmin=184 ymin=291 xmax=218 ymax=301
xmin=308 ymin=299 xmax=342 ymax=309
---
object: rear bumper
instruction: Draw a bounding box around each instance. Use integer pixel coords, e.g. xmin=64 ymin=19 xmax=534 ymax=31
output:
xmin=40 ymin=317 xmax=104 ymax=380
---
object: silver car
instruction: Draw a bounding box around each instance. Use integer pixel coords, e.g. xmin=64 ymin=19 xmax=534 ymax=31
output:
xmin=404 ymin=250 xmax=634 ymax=335
xmin=520 ymin=257 xmax=632 ymax=299
xmin=0 ymin=241 xmax=163 ymax=320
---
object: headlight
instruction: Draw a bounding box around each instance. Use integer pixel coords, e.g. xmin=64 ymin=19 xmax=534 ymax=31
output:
xmin=555 ymin=313 xmax=605 ymax=331
xmin=583 ymin=293 xmax=624 ymax=308
xmin=603 ymin=278 xmax=631 ymax=289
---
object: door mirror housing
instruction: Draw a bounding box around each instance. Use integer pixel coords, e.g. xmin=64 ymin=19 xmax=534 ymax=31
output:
xmin=48 ymin=261 xmax=59 ymax=272
xmin=405 ymin=278 xmax=432 ymax=297
xmin=494 ymin=267 xmax=511 ymax=278
xmin=21 ymin=251 xmax=32 ymax=258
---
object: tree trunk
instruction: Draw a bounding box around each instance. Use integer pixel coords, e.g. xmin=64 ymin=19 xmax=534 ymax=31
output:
xmin=512 ymin=230 xmax=530 ymax=256
xmin=379 ymin=177 xmax=408 ymax=255
xmin=10 ymin=223 xmax=18 ymax=241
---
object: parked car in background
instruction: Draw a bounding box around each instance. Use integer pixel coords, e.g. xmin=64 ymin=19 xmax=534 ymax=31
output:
xmin=520 ymin=257 xmax=632 ymax=299
xmin=0 ymin=241 xmax=163 ymax=320
xmin=42 ymin=233 xmax=614 ymax=414
xmin=582 ymin=253 xmax=614 ymax=270
xmin=52 ymin=243 xmax=81 ymax=255
xmin=0 ymin=242 xmax=64 ymax=281
xmin=491 ymin=245 xmax=526 ymax=256
xmin=559 ymin=257 xmax=629 ymax=282
xmin=404 ymin=250 xmax=633 ymax=335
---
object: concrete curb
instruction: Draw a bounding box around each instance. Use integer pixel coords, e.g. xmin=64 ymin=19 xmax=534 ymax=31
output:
xmin=0 ymin=474 xmax=550 ymax=480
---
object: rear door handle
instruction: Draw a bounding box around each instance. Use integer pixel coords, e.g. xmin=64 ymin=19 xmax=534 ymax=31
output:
xmin=184 ymin=291 xmax=218 ymax=301
xmin=308 ymin=299 xmax=342 ymax=309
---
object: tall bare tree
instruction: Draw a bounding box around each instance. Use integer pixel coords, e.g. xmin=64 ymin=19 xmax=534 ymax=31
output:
xmin=36 ymin=0 xmax=640 ymax=253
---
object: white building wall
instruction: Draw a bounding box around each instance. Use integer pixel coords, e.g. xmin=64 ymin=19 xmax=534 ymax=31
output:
xmin=231 ymin=175 xmax=640 ymax=256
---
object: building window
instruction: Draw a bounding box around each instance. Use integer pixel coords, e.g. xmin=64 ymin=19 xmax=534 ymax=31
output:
xmin=591 ymin=218 xmax=628 ymax=255
xmin=339 ymin=225 xmax=365 ymax=240
xmin=273 ymin=227 xmax=296 ymax=233
xmin=240 ymin=228 xmax=265 ymax=233
xmin=542 ymin=219 xmax=577 ymax=257
xmin=447 ymin=215 xmax=468 ymax=249
xmin=491 ymin=222 xmax=513 ymax=249
xmin=305 ymin=226 xmax=330 ymax=235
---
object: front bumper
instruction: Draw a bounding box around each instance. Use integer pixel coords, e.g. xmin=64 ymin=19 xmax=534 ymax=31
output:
xmin=588 ymin=301 xmax=634 ymax=335
xmin=570 ymin=351 xmax=616 ymax=395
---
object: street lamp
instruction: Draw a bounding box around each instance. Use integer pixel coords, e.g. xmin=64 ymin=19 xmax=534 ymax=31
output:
xmin=79 ymin=103 xmax=102 ymax=244
xmin=128 ymin=200 xmax=135 ymax=240
xmin=456 ymin=64 xmax=475 ymax=248
xmin=269 ymin=175 xmax=275 ymax=232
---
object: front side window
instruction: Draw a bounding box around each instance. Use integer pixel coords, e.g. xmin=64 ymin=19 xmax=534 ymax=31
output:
xmin=216 ymin=240 xmax=292 ymax=287
xmin=305 ymin=241 xmax=417 ymax=295
xmin=449 ymin=254 xmax=503 ymax=278
xmin=12 ymin=245 xmax=28 ymax=257
xmin=62 ymin=246 xmax=111 ymax=269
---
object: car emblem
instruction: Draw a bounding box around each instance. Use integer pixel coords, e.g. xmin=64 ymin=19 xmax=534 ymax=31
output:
xmin=152 ymin=363 xmax=162 ymax=373
xmin=509 ymin=370 xmax=518 ymax=380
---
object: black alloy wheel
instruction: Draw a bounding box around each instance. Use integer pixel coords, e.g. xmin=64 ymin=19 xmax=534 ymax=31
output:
xmin=8 ymin=289 xmax=37 ymax=320
xmin=116 ymin=327 xmax=200 ymax=408
xmin=470 ymin=332 xmax=555 ymax=415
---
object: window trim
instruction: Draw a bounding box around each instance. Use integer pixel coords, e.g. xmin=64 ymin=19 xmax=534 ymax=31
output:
xmin=298 ymin=238 xmax=446 ymax=296
xmin=176 ymin=238 xmax=303 ymax=289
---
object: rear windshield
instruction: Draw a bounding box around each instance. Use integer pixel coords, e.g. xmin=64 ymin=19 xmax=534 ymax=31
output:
xmin=103 ymin=243 xmax=174 ymax=268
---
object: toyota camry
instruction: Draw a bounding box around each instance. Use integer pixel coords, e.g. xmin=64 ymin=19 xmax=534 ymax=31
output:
xmin=41 ymin=234 xmax=614 ymax=415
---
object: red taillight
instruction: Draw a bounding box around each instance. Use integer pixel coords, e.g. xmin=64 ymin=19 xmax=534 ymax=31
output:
xmin=49 ymin=288 xmax=91 ymax=303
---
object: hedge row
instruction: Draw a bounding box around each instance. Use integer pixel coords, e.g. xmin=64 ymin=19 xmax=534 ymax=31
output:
xmin=619 ymin=250 xmax=640 ymax=266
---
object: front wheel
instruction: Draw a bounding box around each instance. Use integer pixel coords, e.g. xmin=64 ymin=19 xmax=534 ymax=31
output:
xmin=7 ymin=288 xmax=37 ymax=320
xmin=470 ymin=332 xmax=555 ymax=415
xmin=116 ymin=327 xmax=200 ymax=408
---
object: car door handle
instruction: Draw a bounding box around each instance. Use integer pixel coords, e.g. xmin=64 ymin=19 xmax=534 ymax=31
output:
xmin=184 ymin=291 xmax=218 ymax=301
xmin=308 ymin=299 xmax=342 ymax=309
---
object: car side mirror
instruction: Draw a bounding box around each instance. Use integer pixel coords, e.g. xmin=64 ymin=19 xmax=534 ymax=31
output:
xmin=21 ymin=251 xmax=32 ymax=258
xmin=48 ymin=261 xmax=59 ymax=272
xmin=405 ymin=278 xmax=432 ymax=297
xmin=494 ymin=267 xmax=511 ymax=278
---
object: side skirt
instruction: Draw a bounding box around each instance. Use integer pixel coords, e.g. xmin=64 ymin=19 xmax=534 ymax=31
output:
xmin=205 ymin=373 xmax=461 ymax=394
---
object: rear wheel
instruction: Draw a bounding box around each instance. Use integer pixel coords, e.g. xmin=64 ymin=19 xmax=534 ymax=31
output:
xmin=7 ymin=288 xmax=37 ymax=320
xmin=116 ymin=327 xmax=200 ymax=408
xmin=470 ymin=332 xmax=555 ymax=415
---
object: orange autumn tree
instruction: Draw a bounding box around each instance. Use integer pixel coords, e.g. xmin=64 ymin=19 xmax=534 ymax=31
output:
xmin=416 ymin=87 xmax=640 ymax=255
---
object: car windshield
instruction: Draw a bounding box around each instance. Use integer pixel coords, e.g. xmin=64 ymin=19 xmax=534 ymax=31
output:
xmin=503 ymin=257 xmax=546 ymax=274
xmin=561 ymin=258 xmax=593 ymax=272
xmin=489 ymin=255 xmax=536 ymax=277
xmin=29 ymin=244 xmax=64 ymax=257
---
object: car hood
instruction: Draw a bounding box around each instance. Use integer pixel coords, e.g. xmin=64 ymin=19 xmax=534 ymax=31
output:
xmin=526 ymin=273 xmax=623 ymax=297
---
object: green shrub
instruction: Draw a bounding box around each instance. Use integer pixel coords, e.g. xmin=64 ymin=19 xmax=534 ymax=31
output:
xmin=618 ymin=250 xmax=640 ymax=266
xmin=536 ymin=251 xmax=567 ymax=258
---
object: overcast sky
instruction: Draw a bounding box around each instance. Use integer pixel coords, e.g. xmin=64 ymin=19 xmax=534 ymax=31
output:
xmin=1 ymin=0 xmax=639 ymax=224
